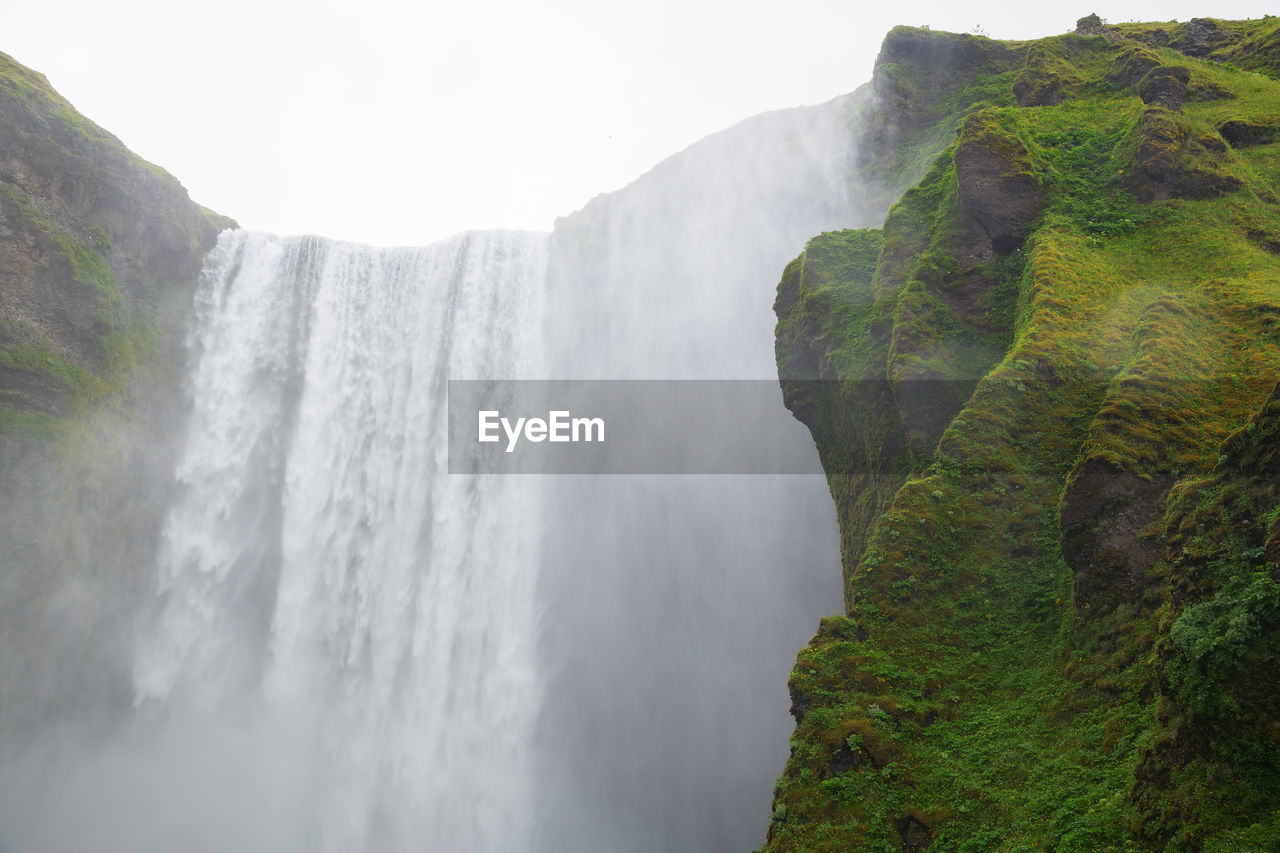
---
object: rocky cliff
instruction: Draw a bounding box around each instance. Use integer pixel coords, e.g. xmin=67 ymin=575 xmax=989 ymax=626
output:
xmin=3 ymin=15 xmax=1278 ymax=852
xmin=770 ymin=15 xmax=1280 ymax=851
xmin=0 ymin=50 xmax=232 ymax=737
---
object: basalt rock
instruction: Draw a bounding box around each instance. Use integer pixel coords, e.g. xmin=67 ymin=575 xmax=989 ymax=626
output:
xmin=1172 ymin=17 xmax=1235 ymax=58
xmin=1060 ymin=459 xmax=1170 ymax=615
xmin=1137 ymin=65 xmax=1190 ymax=111
xmin=951 ymin=111 xmax=1041 ymax=261
xmin=1220 ymin=119 xmax=1280 ymax=148
xmin=1107 ymin=44 xmax=1162 ymax=89
xmin=1013 ymin=70 xmax=1064 ymax=107
xmin=1128 ymin=107 xmax=1242 ymax=201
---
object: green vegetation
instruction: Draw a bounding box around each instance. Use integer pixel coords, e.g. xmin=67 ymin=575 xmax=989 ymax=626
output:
xmin=0 ymin=53 xmax=114 ymax=145
xmin=767 ymin=19 xmax=1280 ymax=852
xmin=0 ymin=49 xmax=237 ymax=746
xmin=0 ymin=49 xmax=234 ymax=442
xmin=0 ymin=406 xmax=64 ymax=441
xmin=0 ymin=344 xmax=108 ymax=401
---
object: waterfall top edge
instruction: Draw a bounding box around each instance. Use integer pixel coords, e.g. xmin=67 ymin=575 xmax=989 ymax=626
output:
xmin=216 ymin=225 xmax=552 ymax=252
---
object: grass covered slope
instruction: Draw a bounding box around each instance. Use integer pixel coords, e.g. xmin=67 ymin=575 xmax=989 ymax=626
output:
xmin=0 ymin=49 xmax=233 ymax=434
xmin=768 ymin=17 xmax=1280 ymax=851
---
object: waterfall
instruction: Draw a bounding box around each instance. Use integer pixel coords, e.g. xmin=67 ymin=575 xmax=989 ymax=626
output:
xmin=2 ymin=231 xmax=549 ymax=853
xmin=0 ymin=89 xmax=878 ymax=853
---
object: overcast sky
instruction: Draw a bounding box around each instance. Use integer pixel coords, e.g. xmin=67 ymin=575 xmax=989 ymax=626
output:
xmin=3 ymin=1 xmax=1275 ymax=245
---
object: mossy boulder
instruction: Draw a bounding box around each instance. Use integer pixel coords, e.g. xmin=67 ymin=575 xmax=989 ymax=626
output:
xmin=1107 ymin=43 xmax=1163 ymax=89
xmin=1219 ymin=118 xmax=1280 ymax=148
xmin=1138 ymin=65 xmax=1192 ymax=110
xmin=1128 ymin=107 xmax=1190 ymax=196
xmin=1125 ymin=107 xmax=1243 ymax=201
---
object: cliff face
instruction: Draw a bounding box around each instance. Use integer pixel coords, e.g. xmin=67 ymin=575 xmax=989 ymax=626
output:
xmin=770 ymin=16 xmax=1280 ymax=851
xmin=0 ymin=51 xmax=232 ymax=421
xmin=0 ymin=51 xmax=232 ymax=737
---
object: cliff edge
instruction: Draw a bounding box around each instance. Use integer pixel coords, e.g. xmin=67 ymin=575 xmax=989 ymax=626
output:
xmin=770 ymin=16 xmax=1280 ymax=851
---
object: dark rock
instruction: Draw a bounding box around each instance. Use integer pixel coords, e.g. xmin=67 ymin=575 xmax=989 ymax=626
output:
xmin=1107 ymin=44 xmax=1161 ymax=89
xmin=1172 ymin=18 xmax=1235 ymax=57
xmin=1076 ymin=13 xmax=1105 ymax=34
xmin=1014 ymin=70 xmax=1063 ymax=107
xmin=1128 ymin=108 xmax=1189 ymax=200
xmin=1219 ymin=120 xmax=1280 ymax=148
xmin=1137 ymin=66 xmax=1190 ymax=111
xmin=1135 ymin=27 xmax=1173 ymax=48
xmin=788 ymin=682 xmax=809 ymax=723
xmin=1126 ymin=107 xmax=1243 ymax=200
xmin=1247 ymin=228 xmax=1280 ymax=254
xmin=827 ymin=743 xmax=867 ymax=774
xmin=1173 ymin=167 xmax=1243 ymax=200
xmin=952 ymin=113 xmax=1041 ymax=261
xmin=1074 ymin=13 xmax=1121 ymax=40
xmin=1196 ymin=133 xmax=1227 ymax=152
xmin=896 ymin=815 xmax=933 ymax=852
xmin=1187 ymin=79 xmax=1235 ymax=102
xmin=1060 ymin=459 xmax=1170 ymax=615
xmin=860 ymin=27 xmax=1020 ymax=179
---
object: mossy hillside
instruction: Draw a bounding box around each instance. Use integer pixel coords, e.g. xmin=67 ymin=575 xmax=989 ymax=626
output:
xmin=1131 ymin=382 xmax=1280 ymax=848
xmin=778 ymin=97 xmax=1039 ymax=597
xmin=767 ymin=19 xmax=1280 ymax=851
xmin=1116 ymin=16 xmax=1280 ymax=79
xmin=0 ymin=49 xmax=233 ymax=434
xmin=860 ymin=27 xmax=1023 ymax=212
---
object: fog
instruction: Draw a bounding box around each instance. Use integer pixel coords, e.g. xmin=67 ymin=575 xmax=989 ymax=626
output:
xmin=534 ymin=92 xmax=876 ymax=850
xmin=0 ymin=89 xmax=886 ymax=851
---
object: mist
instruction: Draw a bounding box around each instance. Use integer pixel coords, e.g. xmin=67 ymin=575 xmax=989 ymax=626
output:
xmin=0 ymin=87 xmax=886 ymax=851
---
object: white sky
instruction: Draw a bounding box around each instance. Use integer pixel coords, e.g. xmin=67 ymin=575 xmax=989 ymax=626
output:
xmin=2 ymin=1 xmax=1276 ymax=245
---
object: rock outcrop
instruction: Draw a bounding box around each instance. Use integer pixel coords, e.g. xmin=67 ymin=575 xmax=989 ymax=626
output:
xmin=767 ymin=19 xmax=1280 ymax=851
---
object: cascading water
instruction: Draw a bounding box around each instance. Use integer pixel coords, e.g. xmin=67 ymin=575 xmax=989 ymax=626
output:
xmin=1 ymin=230 xmax=549 ymax=853
xmin=0 ymin=88 xmax=882 ymax=853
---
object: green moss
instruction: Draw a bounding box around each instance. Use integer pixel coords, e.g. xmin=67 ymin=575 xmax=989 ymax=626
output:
xmin=767 ymin=19 xmax=1280 ymax=853
xmin=1114 ymin=16 xmax=1280 ymax=80
xmin=0 ymin=51 xmax=117 ymax=147
xmin=0 ymin=405 xmax=64 ymax=440
xmin=56 ymin=232 xmax=118 ymax=297
xmin=1034 ymin=100 xmax=1149 ymax=238
xmin=0 ymin=344 xmax=108 ymax=403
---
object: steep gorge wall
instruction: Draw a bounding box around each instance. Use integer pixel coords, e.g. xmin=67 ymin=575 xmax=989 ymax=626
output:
xmin=0 ymin=50 xmax=232 ymax=738
xmin=769 ymin=17 xmax=1280 ymax=851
